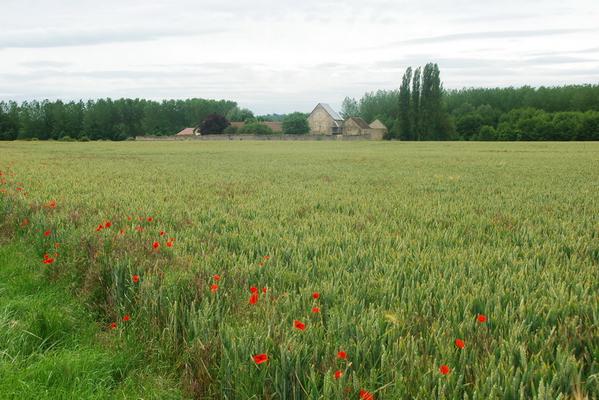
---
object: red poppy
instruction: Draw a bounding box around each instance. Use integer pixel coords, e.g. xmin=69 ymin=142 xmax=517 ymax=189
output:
xmin=47 ymin=200 xmax=57 ymax=209
xmin=439 ymin=365 xmax=451 ymax=375
xmin=334 ymin=370 xmax=343 ymax=380
xmin=258 ymin=262 xmax=264 ymax=267
xmin=42 ymin=257 xmax=54 ymax=264
xmin=312 ymin=292 xmax=320 ymax=299
xmin=152 ymin=241 xmax=160 ymax=249
xmin=262 ymin=287 xmax=267 ymax=294
xmin=159 ymin=230 xmax=165 ymax=236
xmin=104 ymin=221 xmax=111 ymax=228
xmin=249 ymin=292 xmax=259 ymax=305
xmin=311 ymin=307 xmax=320 ymax=313
xmin=359 ymin=389 xmax=374 ymax=400
xmin=96 ymin=224 xmax=103 ymax=232
xmin=122 ymin=314 xmax=130 ymax=322
xmin=132 ymin=274 xmax=140 ymax=283
xmin=169 ymin=238 xmax=176 ymax=242
xmin=455 ymin=339 xmax=465 ymax=349
xmin=136 ymin=226 xmax=143 ymax=232
xmin=21 ymin=218 xmax=29 ymax=227
xmin=166 ymin=241 xmax=173 ymax=248
xmin=119 ymin=229 xmax=125 ymax=235
xmin=250 ymin=286 xmax=258 ymax=294
xmin=44 ymin=229 xmax=51 ymax=236
xmin=127 ymin=216 xmax=132 ymax=221
xmin=210 ymin=284 xmax=219 ymax=293
xmin=109 ymin=322 xmax=117 ymax=330
xmin=337 ymin=351 xmax=347 ymax=360
xmin=147 ymin=217 xmax=153 ymax=222
xmin=477 ymin=314 xmax=487 ymax=323
xmin=213 ymin=274 xmax=221 ymax=281
xmin=252 ymin=353 xmax=268 ymax=364
xmin=263 ymin=255 xmax=270 ymax=260
xmin=294 ymin=320 xmax=306 ymax=330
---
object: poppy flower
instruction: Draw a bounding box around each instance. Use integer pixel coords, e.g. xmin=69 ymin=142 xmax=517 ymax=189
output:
xmin=210 ymin=284 xmax=219 ymax=293
xmin=119 ymin=229 xmax=125 ymax=235
xmin=249 ymin=292 xmax=259 ymax=305
xmin=44 ymin=229 xmax=51 ymax=236
xmin=263 ymin=255 xmax=270 ymax=260
xmin=252 ymin=353 xmax=268 ymax=364
xmin=334 ymin=370 xmax=343 ymax=380
xmin=132 ymin=274 xmax=140 ymax=283
xmin=359 ymin=389 xmax=374 ymax=400
xmin=136 ymin=226 xmax=143 ymax=232
xmin=21 ymin=218 xmax=29 ymax=227
xmin=258 ymin=262 xmax=264 ymax=267
xmin=147 ymin=217 xmax=153 ymax=222
xmin=104 ymin=221 xmax=111 ymax=228
xmin=166 ymin=241 xmax=173 ymax=248
xmin=159 ymin=230 xmax=165 ymax=236
xmin=311 ymin=307 xmax=320 ymax=313
xmin=262 ymin=287 xmax=267 ymax=294
xmin=152 ymin=241 xmax=160 ymax=249
xmin=439 ymin=365 xmax=451 ymax=375
xmin=337 ymin=351 xmax=348 ymax=360
xmin=455 ymin=339 xmax=465 ymax=349
xmin=122 ymin=314 xmax=131 ymax=322
xmin=250 ymin=286 xmax=258 ymax=294
xmin=294 ymin=320 xmax=306 ymax=331
xmin=127 ymin=216 xmax=132 ymax=221
xmin=312 ymin=292 xmax=320 ymax=299
xmin=477 ymin=314 xmax=487 ymax=323
xmin=109 ymin=322 xmax=117 ymax=330
xmin=47 ymin=200 xmax=57 ymax=209
xmin=42 ymin=257 xmax=54 ymax=264
xmin=213 ymin=274 xmax=221 ymax=281
xmin=96 ymin=224 xmax=103 ymax=232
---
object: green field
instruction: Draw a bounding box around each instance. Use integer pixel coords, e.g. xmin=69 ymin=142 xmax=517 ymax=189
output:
xmin=1 ymin=141 xmax=598 ymax=399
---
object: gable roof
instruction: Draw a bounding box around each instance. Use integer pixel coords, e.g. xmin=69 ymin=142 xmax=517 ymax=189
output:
xmin=311 ymin=103 xmax=343 ymax=121
xmin=346 ymin=117 xmax=370 ymax=129
xmin=369 ymin=119 xmax=388 ymax=130
xmin=175 ymin=127 xmax=196 ymax=136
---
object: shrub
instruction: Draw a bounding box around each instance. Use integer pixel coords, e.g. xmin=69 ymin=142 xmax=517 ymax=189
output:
xmin=282 ymin=112 xmax=309 ymax=134
xmin=199 ymin=114 xmax=230 ymax=135
xmin=79 ymin=136 xmax=90 ymax=142
xmin=59 ymin=136 xmax=76 ymax=142
xmin=238 ymin=122 xmax=274 ymax=135
xmin=223 ymin=126 xmax=238 ymax=134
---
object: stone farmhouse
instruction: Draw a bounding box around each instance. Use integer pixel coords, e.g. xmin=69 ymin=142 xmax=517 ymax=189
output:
xmin=308 ymin=103 xmax=387 ymax=139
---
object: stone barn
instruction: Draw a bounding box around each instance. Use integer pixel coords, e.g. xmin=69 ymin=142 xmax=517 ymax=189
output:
xmin=308 ymin=103 xmax=344 ymax=135
xmin=343 ymin=117 xmax=371 ymax=136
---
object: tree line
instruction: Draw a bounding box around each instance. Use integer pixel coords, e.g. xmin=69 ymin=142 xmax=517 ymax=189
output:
xmin=341 ymin=68 xmax=599 ymax=141
xmin=0 ymin=98 xmax=237 ymax=141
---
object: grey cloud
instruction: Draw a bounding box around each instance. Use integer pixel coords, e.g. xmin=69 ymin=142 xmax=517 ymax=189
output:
xmin=375 ymin=28 xmax=594 ymax=48
xmin=0 ymin=26 xmax=228 ymax=49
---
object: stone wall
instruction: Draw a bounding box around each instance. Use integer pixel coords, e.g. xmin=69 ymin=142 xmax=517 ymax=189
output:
xmin=136 ymin=134 xmax=383 ymax=141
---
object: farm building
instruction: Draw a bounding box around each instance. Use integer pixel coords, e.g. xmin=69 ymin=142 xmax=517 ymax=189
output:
xmin=308 ymin=103 xmax=344 ymax=135
xmin=343 ymin=117 xmax=371 ymax=136
xmin=308 ymin=103 xmax=387 ymax=139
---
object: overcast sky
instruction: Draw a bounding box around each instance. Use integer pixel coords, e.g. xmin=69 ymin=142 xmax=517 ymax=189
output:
xmin=1 ymin=0 xmax=598 ymax=114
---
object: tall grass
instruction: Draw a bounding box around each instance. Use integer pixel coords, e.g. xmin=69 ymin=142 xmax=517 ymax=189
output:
xmin=1 ymin=141 xmax=598 ymax=399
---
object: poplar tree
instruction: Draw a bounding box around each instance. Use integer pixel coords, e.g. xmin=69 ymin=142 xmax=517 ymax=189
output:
xmin=398 ymin=67 xmax=412 ymax=140
xmin=411 ymin=67 xmax=421 ymax=140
